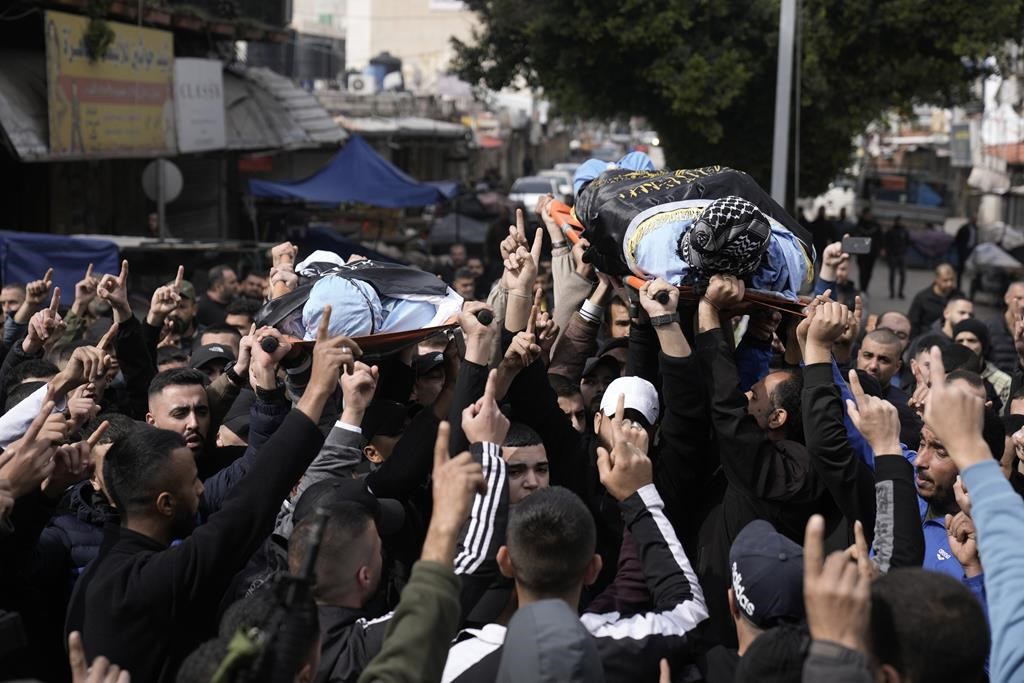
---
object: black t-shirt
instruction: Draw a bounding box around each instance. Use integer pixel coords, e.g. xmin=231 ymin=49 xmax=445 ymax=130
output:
xmin=196 ymin=295 xmax=227 ymax=328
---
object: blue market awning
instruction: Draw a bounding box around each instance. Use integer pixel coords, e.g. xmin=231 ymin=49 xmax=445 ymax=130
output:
xmin=249 ymin=135 xmax=449 ymax=208
xmin=0 ymin=231 xmax=120 ymax=294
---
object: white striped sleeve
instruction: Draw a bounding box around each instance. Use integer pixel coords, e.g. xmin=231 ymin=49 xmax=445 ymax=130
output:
xmin=453 ymin=441 xmax=507 ymax=576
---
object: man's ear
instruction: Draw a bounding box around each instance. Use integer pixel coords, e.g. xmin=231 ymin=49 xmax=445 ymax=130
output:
xmin=876 ymin=663 xmax=902 ymax=683
xmin=582 ymin=554 xmax=603 ymax=586
xmin=497 ymin=546 xmax=514 ymax=579
xmin=296 ymin=662 xmax=315 ymax=683
xmin=592 ymin=411 xmax=603 ymax=436
xmin=363 ymin=444 xmax=384 ymax=465
xmin=155 ymin=491 xmax=174 ymax=518
xmin=357 ymin=565 xmax=372 ymax=590
xmin=768 ymin=408 xmax=788 ymax=431
xmin=145 ymin=412 xmax=155 ymax=426
xmin=727 ymin=588 xmax=740 ymax=620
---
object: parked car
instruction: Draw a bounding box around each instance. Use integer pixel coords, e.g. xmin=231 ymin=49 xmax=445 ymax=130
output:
xmin=508 ymin=176 xmax=561 ymax=221
xmin=539 ymin=169 xmax=574 ymax=204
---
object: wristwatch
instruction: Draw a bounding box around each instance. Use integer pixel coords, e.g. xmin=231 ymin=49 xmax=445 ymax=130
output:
xmin=224 ymin=361 xmax=247 ymax=388
xmin=650 ymin=312 xmax=681 ymax=327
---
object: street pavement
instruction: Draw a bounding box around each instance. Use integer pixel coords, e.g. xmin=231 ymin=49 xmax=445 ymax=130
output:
xmin=853 ymin=261 xmax=1000 ymax=322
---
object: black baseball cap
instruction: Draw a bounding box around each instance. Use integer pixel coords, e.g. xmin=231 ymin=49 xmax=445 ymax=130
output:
xmin=189 ymin=344 xmax=236 ymax=371
xmin=414 ymin=351 xmax=445 ymax=375
xmin=360 ymin=400 xmax=408 ymax=441
xmin=293 ymin=478 xmax=405 ymax=536
xmin=582 ymin=337 xmax=629 ymax=378
xmin=729 ymin=520 xmax=805 ymax=629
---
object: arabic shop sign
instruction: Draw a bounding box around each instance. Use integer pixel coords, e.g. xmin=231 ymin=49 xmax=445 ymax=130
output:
xmin=45 ymin=10 xmax=175 ymax=157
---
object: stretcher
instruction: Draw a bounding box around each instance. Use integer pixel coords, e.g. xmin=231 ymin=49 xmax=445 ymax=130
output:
xmin=547 ymin=199 xmax=808 ymax=318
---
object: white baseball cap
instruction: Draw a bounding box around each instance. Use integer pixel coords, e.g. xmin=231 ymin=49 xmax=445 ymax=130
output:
xmin=599 ymin=375 xmax=660 ymax=426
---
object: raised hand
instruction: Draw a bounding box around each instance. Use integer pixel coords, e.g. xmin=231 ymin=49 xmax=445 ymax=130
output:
xmin=639 ymin=277 xmax=679 ymax=318
xmin=596 ymin=396 xmax=653 ymax=501
xmin=422 ymin=421 xmax=487 ymax=566
xmin=24 ymin=268 xmax=54 ymax=309
xmin=97 ymin=260 xmax=131 ymax=322
xmin=846 ymin=369 xmax=901 ymax=455
xmin=249 ymin=326 xmax=293 ymax=391
xmin=703 ymin=273 xmax=745 ymax=312
xmin=803 ymin=514 xmax=870 ymax=654
xmin=501 ymin=210 xmax=544 ymax=293
xmin=66 ymin=383 xmax=101 ymax=433
xmin=535 ymin=310 xmax=560 ymax=362
xmin=269 ymin=265 xmax=298 ymax=298
xmin=837 ymin=296 xmax=863 ymax=347
xmin=340 ymin=361 xmax=379 ymax=412
xmin=945 ymin=511 xmax=982 ymax=577
xmin=462 ymin=369 xmax=510 ymax=445
xmin=922 ymin=347 xmax=989 ymax=470
xmin=69 ymin=630 xmax=130 ymax=683
xmin=23 ymin=288 xmax=65 ymax=354
xmin=43 ymin=420 xmax=109 ymax=496
xmin=0 ymin=400 xmax=66 ymax=497
xmin=819 ymin=238 xmax=850 ymax=281
xmin=72 ymin=263 xmax=99 ymax=316
xmin=807 ymin=300 xmax=852 ymax=347
xmin=572 ymin=236 xmax=594 ymax=280
xmin=271 ymin=241 xmax=299 ymax=268
xmin=52 ymin=342 xmax=113 ymax=398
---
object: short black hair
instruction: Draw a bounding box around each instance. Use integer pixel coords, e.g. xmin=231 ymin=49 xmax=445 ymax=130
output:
xmin=199 ymin=323 xmax=243 ymax=340
xmin=148 ymin=367 xmax=208 ymax=397
xmin=103 ymin=424 xmax=186 ymax=514
xmin=943 ymin=344 xmax=983 ymax=374
xmin=504 ymin=422 xmax=544 ymax=449
xmin=7 ymin=359 xmax=58 ymax=386
xmin=207 ymin=264 xmax=235 ymax=289
xmin=506 ymin=486 xmax=596 ymax=597
xmin=945 ymin=369 xmax=984 ymax=391
xmin=182 ymin=579 xmax=319 ymax=683
xmin=549 ymin=374 xmax=582 ymax=399
xmin=84 ymin=412 xmax=138 ymax=446
xmin=47 ymin=339 xmax=92 ymax=368
xmin=870 ymin=569 xmax=988 ymax=682
xmin=945 ymin=294 xmax=972 ymax=308
xmin=910 ymin=332 xmax=952 ymax=359
xmin=770 ymin=368 xmax=804 ymax=442
xmin=2 ymin=282 xmax=25 ymax=293
xmin=863 ymin=328 xmax=902 ymax=349
xmin=289 ymin=502 xmax=375 ymax=603
xmin=453 ymin=266 xmax=475 ymax=281
xmin=156 ymin=346 xmax=189 ymax=367
xmin=226 ymin=297 xmax=261 ymax=316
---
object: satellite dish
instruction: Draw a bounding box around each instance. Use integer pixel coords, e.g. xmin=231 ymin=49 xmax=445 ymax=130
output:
xmin=142 ymin=159 xmax=183 ymax=203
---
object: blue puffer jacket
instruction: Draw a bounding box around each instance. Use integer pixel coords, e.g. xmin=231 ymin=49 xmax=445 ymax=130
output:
xmin=34 ymin=482 xmax=117 ymax=596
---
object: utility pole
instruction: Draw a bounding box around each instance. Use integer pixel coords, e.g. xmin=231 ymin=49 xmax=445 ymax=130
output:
xmin=771 ymin=0 xmax=796 ymax=207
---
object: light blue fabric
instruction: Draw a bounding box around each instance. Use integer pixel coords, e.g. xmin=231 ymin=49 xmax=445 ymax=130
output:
xmin=631 ymin=216 xmax=808 ymax=299
xmin=572 ymin=151 xmax=655 ymax=196
xmin=302 ymin=275 xmax=383 ymax=340
xmin=380 ymin=298 xmax=441 ymax=333
xmin=962 ymin=459 xmax=1024 ymax=682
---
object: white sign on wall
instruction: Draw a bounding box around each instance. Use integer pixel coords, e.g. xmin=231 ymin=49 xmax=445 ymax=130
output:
xmin=174 ymin=58 xmax=226 ymax=153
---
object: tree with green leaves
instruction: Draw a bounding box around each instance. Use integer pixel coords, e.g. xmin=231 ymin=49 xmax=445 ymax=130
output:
xmin=451 ymin=0 xmax=1023 ymax=199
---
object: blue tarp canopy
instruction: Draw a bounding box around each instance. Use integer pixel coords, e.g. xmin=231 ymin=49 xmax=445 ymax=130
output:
xmin=249 ymin=135 xmax=451 ymax=208
xmin=0 ymin=231 xmax=121 ymax=296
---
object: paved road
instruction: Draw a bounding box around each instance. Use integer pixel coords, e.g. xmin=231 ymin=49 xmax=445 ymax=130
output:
xmin=853 ymin=261 xmax=1000 ymax=321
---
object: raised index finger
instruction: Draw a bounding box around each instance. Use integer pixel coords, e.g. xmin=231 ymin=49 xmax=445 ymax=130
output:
xmin=847 ymin=368 xmax=867 ymax=407
xmin=530 ymin=227 xmax=544 ymax=264
xmin=85 ymin=263 xmax=94 ymax=280
xmin=803 ymin=514 xmax=826 ymax=578
xmin=97 ymin=321 xmax=119 ymax=352
xmin=43 ymin=267 xmax=53 ymax=285
xmin=117 ymin=259 xmax=129 ymax=285
xmin=515 ymin=207 xmax=526 ymax=242
xmin=928 ymin=346 xmax=947 ymax=387
xmin=86 ymin=420 xmax=110 ymax=449
xmin=174 ymin=265 xmax=184 ymax=291
xmin=24 ymin=399 xmax=56 ymax=444
xmin=49 ymin=286 xmax=61 ymax=314
xmin=433 ymin=420 xmax=451 ymax=470
xmin=318 ymin=305 xmax=333 ymax=342
xmin=483 ymin=368 xmax=499 ymax=405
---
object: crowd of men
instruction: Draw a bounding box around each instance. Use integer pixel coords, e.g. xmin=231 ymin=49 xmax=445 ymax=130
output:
xmin=0 ymin=197 xmax=1023 ymax=683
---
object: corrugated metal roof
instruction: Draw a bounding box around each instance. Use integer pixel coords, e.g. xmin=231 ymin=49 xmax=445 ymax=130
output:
xmin=335 ymin=114 xmax=468 ymax=138
xmin=0 ymin=50 xmax=345 ymax=161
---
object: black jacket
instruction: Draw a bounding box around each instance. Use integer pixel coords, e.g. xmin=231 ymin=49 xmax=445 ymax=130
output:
xmin=65 ymin=409 xmax=326 ymax=683
xmin=441 ymin=485 xmax=708 ymax=683
xmin=688 ymin=330 xmax=844 ymax=646
xmin=986 ymin=315 xmax=1018 ymax=377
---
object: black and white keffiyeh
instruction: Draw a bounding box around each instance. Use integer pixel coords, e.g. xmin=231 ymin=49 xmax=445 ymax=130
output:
xmin=677 ymin=196 xmax=771 ymax=281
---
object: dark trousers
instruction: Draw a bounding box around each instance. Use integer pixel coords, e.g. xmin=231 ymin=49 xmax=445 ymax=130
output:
xmin=888 ymin=255 xmax=906 ymax=297
xmin=857 ymin=255 xmax=877 ymax=293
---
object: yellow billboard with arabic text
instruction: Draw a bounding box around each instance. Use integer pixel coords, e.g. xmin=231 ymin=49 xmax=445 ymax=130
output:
xmin=45 ymin=10 xmax=175 ymax=157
